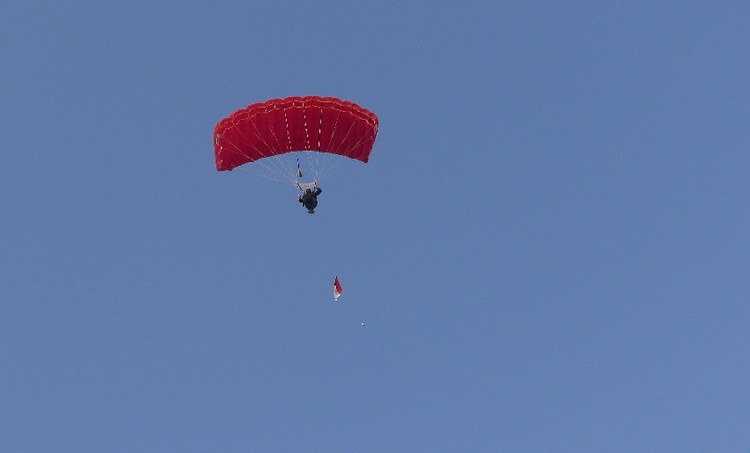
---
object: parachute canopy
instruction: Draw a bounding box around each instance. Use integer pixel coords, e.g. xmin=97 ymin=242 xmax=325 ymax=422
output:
xmin=214 ymin=96 xmax=379 ymax=172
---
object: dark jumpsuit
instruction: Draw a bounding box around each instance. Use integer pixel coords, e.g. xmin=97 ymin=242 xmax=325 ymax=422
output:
xmin=299 ymin=187 xmax=322 ymax=213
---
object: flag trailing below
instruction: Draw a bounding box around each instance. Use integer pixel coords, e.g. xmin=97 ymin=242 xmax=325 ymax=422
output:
xmin=334 ymin=276 xmax=343 ymax=301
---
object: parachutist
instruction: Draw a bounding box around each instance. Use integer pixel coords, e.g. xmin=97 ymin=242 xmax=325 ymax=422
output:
xmin=299 ymin=186 xmax=322 ymax=214
xmin=360 ymin=322 xmax=365 ymax=327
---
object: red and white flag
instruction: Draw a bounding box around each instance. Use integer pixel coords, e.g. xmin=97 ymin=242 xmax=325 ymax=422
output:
xmin=333 ymin=276 xmax=343 ymax=301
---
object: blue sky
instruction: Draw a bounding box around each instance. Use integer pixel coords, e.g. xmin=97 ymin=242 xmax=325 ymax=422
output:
xmin=2 ymin=1 xmax=749 ymax=451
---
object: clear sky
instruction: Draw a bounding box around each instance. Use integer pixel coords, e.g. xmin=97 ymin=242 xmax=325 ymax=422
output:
xmin=2 ymin=1 xmax=749 ymax=451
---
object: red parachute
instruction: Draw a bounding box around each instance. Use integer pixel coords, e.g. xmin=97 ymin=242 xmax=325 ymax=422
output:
xmin=214 ymin=96 xmax=378 ymax=187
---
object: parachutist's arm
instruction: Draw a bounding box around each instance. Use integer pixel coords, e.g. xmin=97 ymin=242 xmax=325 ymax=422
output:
xmin=314 ymin=187 xmax=322 ymax=196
